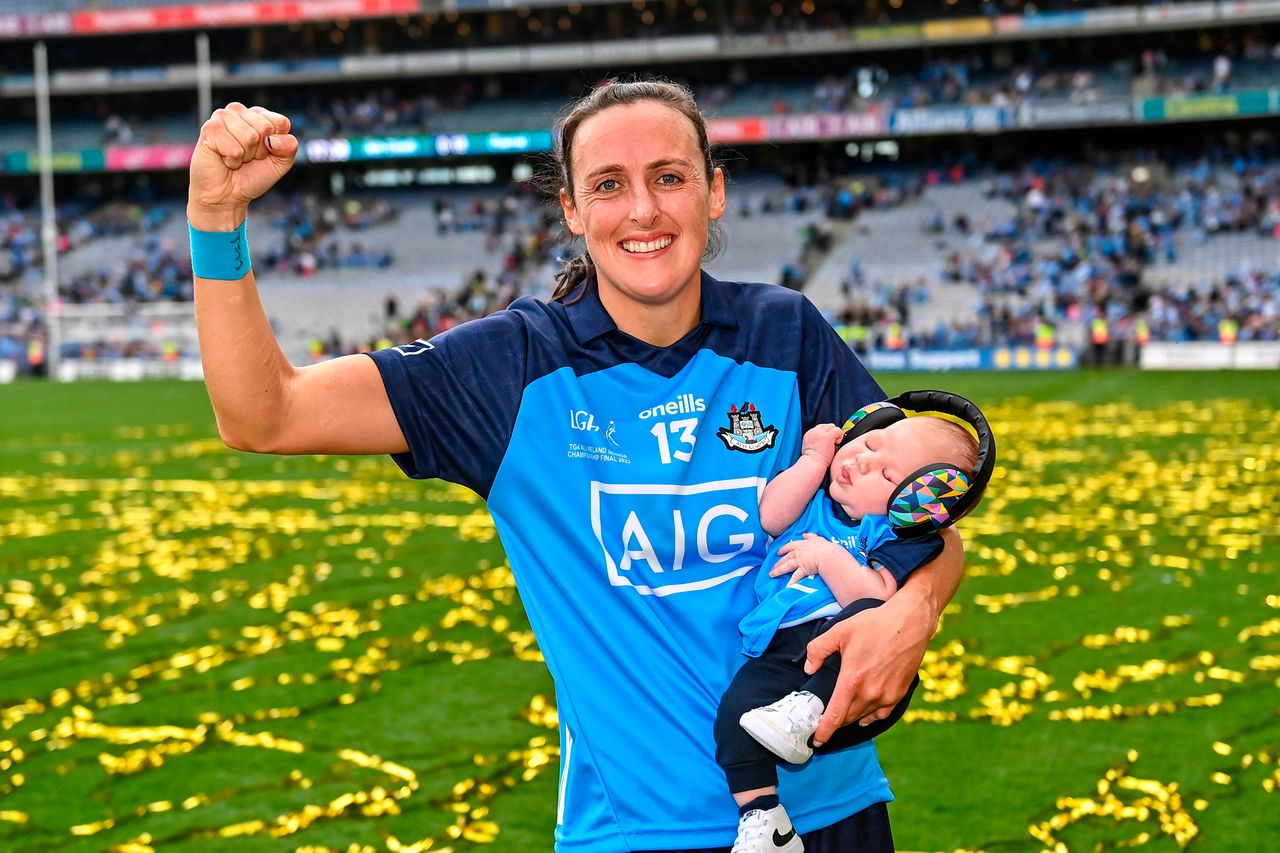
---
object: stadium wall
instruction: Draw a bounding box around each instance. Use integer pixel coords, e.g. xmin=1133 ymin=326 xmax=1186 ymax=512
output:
xmin=5 ymin=344 xmax=1280 ymax=384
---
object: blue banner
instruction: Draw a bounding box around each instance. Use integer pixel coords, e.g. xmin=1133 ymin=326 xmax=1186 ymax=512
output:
xmin=301 ymin=129 xmax=554 ymax=163
xmin=864 ymin=347 xmax=1079 ymax=371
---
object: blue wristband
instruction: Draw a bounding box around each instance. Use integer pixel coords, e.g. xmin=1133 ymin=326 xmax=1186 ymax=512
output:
xmin=189 ymin=219 xmax=251 ymax=280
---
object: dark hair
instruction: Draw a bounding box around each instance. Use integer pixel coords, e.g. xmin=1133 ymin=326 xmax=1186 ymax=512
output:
xmin=918 ymin=416 xmax=981 ymax=475
xmin=545 ymin=77 xmax=725 ymax=301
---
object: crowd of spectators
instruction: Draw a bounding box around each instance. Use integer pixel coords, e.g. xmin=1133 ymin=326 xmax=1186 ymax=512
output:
xmin=57 ymin=38 xmax=1278 ymax=145
xmin=825 ymin=147 xmax=1280 ymax=359
xmin=303 ymin=184 xmax=560 ymax=359
xmin=17 ymin=8 xmax=1280 ymax=150
xmin=803 ymin=35 xmax=1280 ymax=116
xmin=3 ymin=144 xmax=1278 ymax=374
xmin=257 ymin=194 xmax=399 ymax=276
xmin=307 ymin=175 xmax=890 ymax=358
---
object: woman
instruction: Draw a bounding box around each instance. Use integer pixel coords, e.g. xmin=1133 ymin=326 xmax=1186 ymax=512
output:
xmin=188 ymin=79 xmax=963 ymax=853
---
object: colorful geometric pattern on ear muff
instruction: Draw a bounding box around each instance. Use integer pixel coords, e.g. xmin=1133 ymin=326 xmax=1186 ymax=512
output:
xmin=882 ymin=389 xmax=996 ymax=535
xmin=888 ymin=465 xmax=972 ymax=532
xmin=840 ymin=401 xmax=905 ymax=440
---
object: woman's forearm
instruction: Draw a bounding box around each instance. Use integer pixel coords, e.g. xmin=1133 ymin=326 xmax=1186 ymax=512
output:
xmin=804 ymin=527 xmax=965 ymax=742
xmin=193 ymin=259 xmax=298 ymax=452
xmin=884 ymin=526 xmax=964 ymax=635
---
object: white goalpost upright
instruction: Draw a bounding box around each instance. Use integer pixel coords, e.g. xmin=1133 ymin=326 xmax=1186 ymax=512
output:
xmin=28 ymin=34 xmax=217 ymax=382
xmin=34 ymin=41 xmax=61 ymax=382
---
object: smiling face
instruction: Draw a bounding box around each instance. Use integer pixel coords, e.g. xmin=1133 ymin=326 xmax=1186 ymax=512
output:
xmin=559 ymin=100 xmax=725 ymax=339
xmin=829 ymin=417 xmax=966 ymax=520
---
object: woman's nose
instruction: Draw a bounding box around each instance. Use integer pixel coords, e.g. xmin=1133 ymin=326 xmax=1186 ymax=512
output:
xmin=629 ymin=185 xmax=658 ymax=225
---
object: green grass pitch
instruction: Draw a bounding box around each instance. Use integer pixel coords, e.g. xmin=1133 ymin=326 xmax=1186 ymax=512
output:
xmin=0 ymin=370 xmax=1276 ymax=852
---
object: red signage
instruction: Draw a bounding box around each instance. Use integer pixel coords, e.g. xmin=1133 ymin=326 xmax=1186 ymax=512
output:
xmin=706 ymin=117 xmax=767 ymax=144
xmin=105 ymin=143 xmax=196 ymax=172
xmin=64 ymin=0 xmax=419 ymax=36
xmin=708 ymin=111 xmax=886 ymax=144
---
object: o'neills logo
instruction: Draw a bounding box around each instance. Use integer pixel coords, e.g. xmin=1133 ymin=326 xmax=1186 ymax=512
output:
xmin=716 ymin=402 xmax=778 ymax=453
xmin=638 ymin=393 xmax=706 ymax=420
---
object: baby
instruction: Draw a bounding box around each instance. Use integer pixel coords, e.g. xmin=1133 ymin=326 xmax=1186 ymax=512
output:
xmin=717 ymin=396 xmax=990 ymax=853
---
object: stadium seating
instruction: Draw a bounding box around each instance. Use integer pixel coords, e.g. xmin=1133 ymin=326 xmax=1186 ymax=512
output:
xmin=2 ymin=0 xmax=1278 ymax=374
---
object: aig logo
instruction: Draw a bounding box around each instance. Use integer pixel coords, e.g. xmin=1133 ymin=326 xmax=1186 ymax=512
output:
xmin=590 ymin=477 xmax=765 ymax=596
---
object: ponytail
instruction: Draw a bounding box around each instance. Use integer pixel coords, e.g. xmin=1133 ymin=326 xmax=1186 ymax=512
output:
xmin=552 ymin=253 xmax=594 ymax=303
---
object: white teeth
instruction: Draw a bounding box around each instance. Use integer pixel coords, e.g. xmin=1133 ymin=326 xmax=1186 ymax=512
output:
xmin=622 ymin=236 xmax=673 ymax=253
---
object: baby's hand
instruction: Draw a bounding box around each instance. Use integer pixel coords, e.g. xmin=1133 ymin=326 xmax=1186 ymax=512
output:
xmin=800 ymin=424 xmax=843 ymax=466
xmin=772 ymin=533 xmax=844 ymax=584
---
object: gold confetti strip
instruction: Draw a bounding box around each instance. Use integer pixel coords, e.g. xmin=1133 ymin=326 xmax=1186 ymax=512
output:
xmin=1072 ymin=656 xmax=1202 ymax=697
xmin=70 ymin=817 xmax=115 ymax=836
xmin=1082 ymin=626 xmax=1153 ymax=649
xmin=521 ymin=695 xmax=559 ymax=730
xmin=971 ymin=584 xmax=1065 ymax=613
xmin=1048 ymin=693 xmax=1223 ymax=722
xmin=1029 ymin=752 xmax=1199 ymax=850
xmin=1237 ymin=618 xmax=1280 ymax=641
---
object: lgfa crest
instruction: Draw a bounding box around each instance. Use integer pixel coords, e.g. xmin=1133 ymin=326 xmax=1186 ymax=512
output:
xmin=716 ymin=402 xmax=778 ymax=453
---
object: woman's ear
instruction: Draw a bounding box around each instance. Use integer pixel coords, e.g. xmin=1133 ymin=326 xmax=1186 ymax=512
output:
xmin=708 ymin=167 xmax=727 ymax=222
xmin=560 ymin=188 xmax=586 ymax=236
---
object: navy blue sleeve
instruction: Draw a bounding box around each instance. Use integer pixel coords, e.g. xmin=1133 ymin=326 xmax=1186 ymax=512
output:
xmin=797 ymin=297 xmax=884 ymax=429
xmin=365 ymin=307 xmax=533 ymax=498
xmin=867 ymin=533 xmax=945 ymax=586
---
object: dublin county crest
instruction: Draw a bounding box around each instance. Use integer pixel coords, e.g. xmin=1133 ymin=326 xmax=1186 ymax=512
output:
xmin=716 ymin=402 xmax=778 ymax=453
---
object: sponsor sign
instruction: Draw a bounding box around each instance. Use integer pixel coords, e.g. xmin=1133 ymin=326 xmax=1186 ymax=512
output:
xmin=1140 ymin=1 xmax=1216 ymax=24
xmin=998 ymin=11 xmax=1086 ymax=33
xmin=1019 ymin=101 xmax=1135 ymax=128
xmin=706 ymin=117 xmax=767 ymax=144
xmin=890 ymin=106 xmax=1002 ymax=135
xmin=711 ymin=113 xmax=880 ymax=145
xmin=69 ymin=0 xmax=420 ymax=36
xmin=1141 ymin=90 xmax=1274 ymax=122
xmin=853 ymin=24 xmax=922 ymax=43
xmin=1220 ymin=0 xmax=1280 ymax=20
xmin=105 ymin=144 xmax=196 ymax=172
xmin=5 ymin=150 xmax=105 ymax=174
xmin=761 ymin=111 xmax=886 ymax=142
xmin=1140 ymin=342 xmax=1280 ymax=370
xmin=865 ymin=347 xmax=1078 ymax=371
xmin=0 ymin=360 xmax=15 ymax=384
xmin=922 ymin=18 xmax=993 ymax=40
xmin=1078 ymin=7 xmax=1142 ymax=27
xmin=0 ymin=13 xmax=74 ymax=37
xmin=55 ymin=359 xmax=205 ymax=382
xmin=301 ymin=130 xmax=553 ymax=163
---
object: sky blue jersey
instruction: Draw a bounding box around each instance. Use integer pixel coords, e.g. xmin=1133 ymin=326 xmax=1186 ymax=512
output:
xmin=368 ymin=274 xmax=887 ymax=852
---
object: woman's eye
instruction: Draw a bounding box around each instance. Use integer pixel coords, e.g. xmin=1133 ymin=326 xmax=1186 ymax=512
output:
xmin=658 ymin=173 xmax=680 ymax=185
xmin=597 ymin=179 xmax=618 ymax=192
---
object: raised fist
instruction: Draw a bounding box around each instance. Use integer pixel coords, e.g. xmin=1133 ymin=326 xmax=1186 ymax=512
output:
xmin=188 ymin=103 xmax=297 ymax=230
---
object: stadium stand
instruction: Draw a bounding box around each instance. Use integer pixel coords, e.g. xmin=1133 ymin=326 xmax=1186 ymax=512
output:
xmin=0 ymin=0 xmax=1277 ymax=376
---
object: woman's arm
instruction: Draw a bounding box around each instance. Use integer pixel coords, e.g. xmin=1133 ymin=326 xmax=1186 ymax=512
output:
xmin=190 ymin=103 xmax=407 ymax=456
xmin=803 ymin=525 xmax=963 ymax=746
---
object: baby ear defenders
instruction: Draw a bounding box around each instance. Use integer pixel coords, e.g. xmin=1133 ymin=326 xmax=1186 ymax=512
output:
xmin=840 ymin=390 xmax=996 ymax=536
